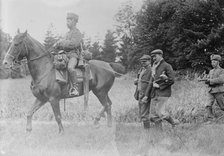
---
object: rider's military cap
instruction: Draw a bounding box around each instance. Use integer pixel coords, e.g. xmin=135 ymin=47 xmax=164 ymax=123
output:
xmin=210 ymin=54 xmax=221 ymax=62
xmin=67 ymin=12 xmax=79 ymax=21
xmin=139 ymin=54 xmax=151 ymax=61
xmin=151 ymin=49 xmax=163 ymax=56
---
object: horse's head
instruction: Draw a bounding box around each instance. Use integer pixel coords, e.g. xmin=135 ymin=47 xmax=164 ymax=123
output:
xmin=3 ymin=30 xmax=28 ymax=66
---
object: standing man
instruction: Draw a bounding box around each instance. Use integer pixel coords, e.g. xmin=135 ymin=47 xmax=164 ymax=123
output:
xmin=54 ymin=12 xmax=83 ymax=96
xmin=134 ymin=54 xmax=152 ymax=129
xmin=149 ymin=49 xmax=178 ymax=128
xmin=204 ymin=54 xmax=224 ymax=121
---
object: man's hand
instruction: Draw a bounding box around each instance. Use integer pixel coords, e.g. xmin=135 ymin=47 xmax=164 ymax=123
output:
xmin=141 ymin=96 xmax=148 ymax=103
xmin=153 ymin=82 xmax=159 ymax=88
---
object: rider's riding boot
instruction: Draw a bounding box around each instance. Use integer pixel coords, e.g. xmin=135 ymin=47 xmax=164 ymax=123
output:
xmin=69 ymin=71 xmax=79 ymax=96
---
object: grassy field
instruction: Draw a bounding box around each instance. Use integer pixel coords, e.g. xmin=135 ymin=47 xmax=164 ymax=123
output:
xmin=1 ymin=75 xmax=224 ymax=156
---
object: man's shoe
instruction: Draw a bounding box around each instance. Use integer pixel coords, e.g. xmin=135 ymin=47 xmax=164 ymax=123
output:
xmin=143 ymin=121 xmax=150 ymax=129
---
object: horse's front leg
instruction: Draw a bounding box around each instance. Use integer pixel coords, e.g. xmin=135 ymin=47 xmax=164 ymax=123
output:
xmin=27 ymin=98 xmax=46 ymax=132
xmin=49 ymin=98 xmax=64 ymax=133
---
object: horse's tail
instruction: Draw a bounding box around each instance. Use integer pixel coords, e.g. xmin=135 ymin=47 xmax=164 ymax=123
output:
xmin=109 ymin=62 xmax=127 ymax=77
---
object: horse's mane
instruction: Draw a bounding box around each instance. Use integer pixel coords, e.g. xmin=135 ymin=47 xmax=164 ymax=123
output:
xmin=25 ymin=34 xmax=49 ymax=55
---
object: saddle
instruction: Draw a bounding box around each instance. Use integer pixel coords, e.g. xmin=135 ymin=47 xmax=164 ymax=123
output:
xmin=52 ymin=50 xmax=92 ymax=97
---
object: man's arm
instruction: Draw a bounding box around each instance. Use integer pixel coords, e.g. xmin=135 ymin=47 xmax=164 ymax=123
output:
xmin=145 ymin=68 xmax=153 ymax=97
xmin=159 ymin=64 xmax=175 ymax=90
xmin=134 ymin=68 xmax=141 ymax=85
xmin=209 ymin=69 xmax=224 ymax=85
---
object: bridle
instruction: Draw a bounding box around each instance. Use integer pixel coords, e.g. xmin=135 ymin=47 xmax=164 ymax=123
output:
xmin=23 ymin=41 xmax=49 ymax=63
xmin=6 ymin=35 xmax=50 ymax=65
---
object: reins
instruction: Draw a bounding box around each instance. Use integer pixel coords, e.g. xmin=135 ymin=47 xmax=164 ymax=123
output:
xmin=22 ymin=37 xmax=52 ymax=85
xmin=23 ymin=39 xmax=50 ymax=63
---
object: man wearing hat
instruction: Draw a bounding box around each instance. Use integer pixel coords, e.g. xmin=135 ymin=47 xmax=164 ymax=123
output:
xmin=149 ymin=49 xmax=178 ymax=129
xmin=134 ymin=54 xmax=152 ymax=129
xmin=54 ymin=12 xmax=83 ymax=96
xmin=204 ymin=54 xmax=224 ymax=121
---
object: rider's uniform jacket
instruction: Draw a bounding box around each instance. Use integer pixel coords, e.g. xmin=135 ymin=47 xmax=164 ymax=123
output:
xmin=58 ymin=27 xmax=83 ymax=58
xmin=151 ymin=59 xmax=174 ymax=98
xmin=207 ymin=67 xmax=224 ymax=94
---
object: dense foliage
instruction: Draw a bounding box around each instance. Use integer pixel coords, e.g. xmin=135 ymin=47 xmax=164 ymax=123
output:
xmin=0 ymin=29 xmax=11 ymax=62
xmin=101 ymin=30 xmax=117 ymax=62
xmin=43 ymin=24 xmax=59 ymax=52
xmin=116 ymin=0 xmax=224 ymax=70
xmin=88 ymin=41 xmax=102 ymax=60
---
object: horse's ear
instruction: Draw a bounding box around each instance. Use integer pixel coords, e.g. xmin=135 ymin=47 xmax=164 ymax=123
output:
xmin=17 ymin=28 xmax=20 ymax=34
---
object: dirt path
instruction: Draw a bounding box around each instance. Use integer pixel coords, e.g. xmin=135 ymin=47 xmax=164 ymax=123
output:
xmin=1 ymin=120 xmax=224 ymax=156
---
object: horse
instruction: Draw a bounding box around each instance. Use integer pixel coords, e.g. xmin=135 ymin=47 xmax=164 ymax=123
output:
xmin=3 ymin=30 xmax=126 ymax=133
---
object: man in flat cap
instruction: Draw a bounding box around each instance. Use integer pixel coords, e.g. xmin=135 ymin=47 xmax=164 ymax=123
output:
xmin=134 ymin=54 xmax=152 ymax=129
xmin=149 ymin=49 xmax=178 ymax=129
xmin=204 ymin=54 xmax=224 ymax=121
xmin=54 ymin=12 xmax=83 ymax=96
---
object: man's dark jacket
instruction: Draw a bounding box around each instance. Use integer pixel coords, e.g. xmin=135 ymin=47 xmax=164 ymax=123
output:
xmin=151 ymin=60 xmax=175 ymax=98
xmin=134 ymin=66 xmax=152 ymax=100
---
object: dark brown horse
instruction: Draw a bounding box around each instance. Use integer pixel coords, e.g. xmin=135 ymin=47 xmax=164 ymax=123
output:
xmin=3 ymin=30 xmax=125 ymax=133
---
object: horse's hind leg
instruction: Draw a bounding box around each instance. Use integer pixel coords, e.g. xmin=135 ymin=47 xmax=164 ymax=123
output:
xmin=26 ymin=98 xmax=46 ymax=132
xmin=107 ymin=95 xmax=112 ymax=127
xmin=49 ymin=98 xmax=64 ymax=133
xmin=92 ymin=91 xmax=112 ymax=127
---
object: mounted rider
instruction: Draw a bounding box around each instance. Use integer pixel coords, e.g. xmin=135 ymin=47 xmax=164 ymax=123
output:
xmin=53 ymin=12 xmax=83 ymax=96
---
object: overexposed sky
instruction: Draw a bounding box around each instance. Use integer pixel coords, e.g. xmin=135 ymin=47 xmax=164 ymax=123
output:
xmin=1 ymin=0 xmax=143 ymax=43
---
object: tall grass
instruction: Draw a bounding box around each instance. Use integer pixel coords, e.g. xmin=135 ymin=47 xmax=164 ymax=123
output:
xmin=1 ymin=73 xmax=224 ymax=156
xmin=0 ymin=73 xmax=223 ymax=124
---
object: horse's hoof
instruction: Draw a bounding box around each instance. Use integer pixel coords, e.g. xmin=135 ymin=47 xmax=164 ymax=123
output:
xmin=59 ymin=128 xmax=64 ymax=135
xmin=59 ymin=130 xmax=64 ymax=135
xmin=26 ymin=128 xmax=32 ymax=132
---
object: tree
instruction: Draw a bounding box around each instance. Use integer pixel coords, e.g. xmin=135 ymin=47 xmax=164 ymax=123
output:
xmin=114 ymin=0 xmax=137 ymax=68
xmin=133 ymin=0 xmax=224 ymax=70
xmin=0 ymin=29 xmax=12 ymax=78
xmin=217 ymin=0 xmax=224 ymax=8
xmin=89 ymin=41 xmax=102 ymax=60
xmin=0 ymin=29 xmax=11 ymax=62
xmin=101 ymin=30 xmax=117 ymax=62
xmin=43 ymin=24 xmax=58 ymax=51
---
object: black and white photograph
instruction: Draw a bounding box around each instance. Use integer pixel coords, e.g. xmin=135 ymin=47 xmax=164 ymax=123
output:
xmin=1 ymin=0 xmax=224 ymax=156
